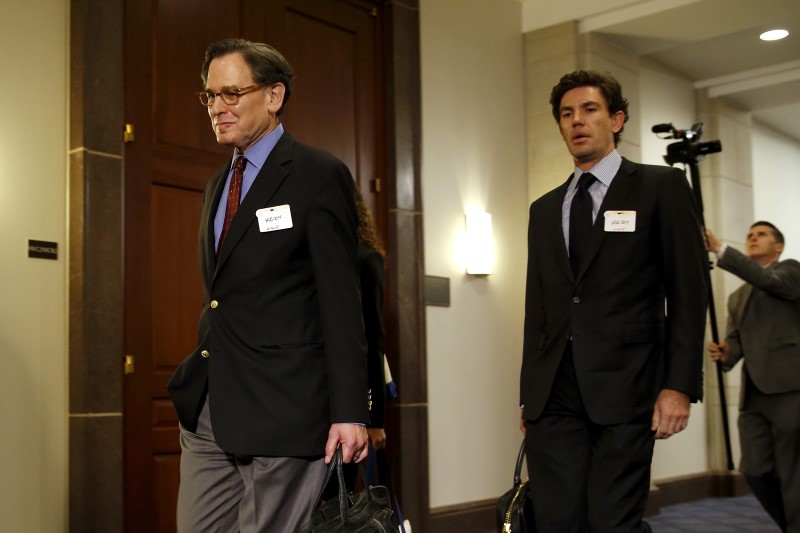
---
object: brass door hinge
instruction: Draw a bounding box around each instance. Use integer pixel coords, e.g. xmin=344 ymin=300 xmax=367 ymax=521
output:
xmin=370 ymin=178 xmax=381 ymax=193
xmin=124 ymin=123 xmax=135 ymax=143
xmin=124 ymin=354 xmax=135 ymax=375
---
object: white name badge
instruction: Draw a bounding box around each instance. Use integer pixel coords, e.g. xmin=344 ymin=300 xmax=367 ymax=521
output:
xmin=256 ymin=204 xmax=293 ymax=232
xmin=603 ymin=210 xmax=636 ymax=232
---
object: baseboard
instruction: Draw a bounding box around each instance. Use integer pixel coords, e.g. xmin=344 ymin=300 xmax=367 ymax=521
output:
xmin=645 ymin=471 xmax=750 ymax=516
xmin=429 ymin=498 xmax=496 ymax=533
xmin=427 ymin=472 xmax=749 ymax=531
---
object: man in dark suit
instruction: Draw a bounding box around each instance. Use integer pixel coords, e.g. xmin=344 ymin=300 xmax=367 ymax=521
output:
xmin=707 ymin=222 xmax=800 ymax=533
xmin=519 ymin=70 xmax=708 ymax=532
xmin=167 ymin=39 xmax=369 ymax=532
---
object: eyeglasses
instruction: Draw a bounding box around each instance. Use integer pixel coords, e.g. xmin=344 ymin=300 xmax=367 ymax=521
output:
xmin=197 ymin=84 xmax=262 ymax=106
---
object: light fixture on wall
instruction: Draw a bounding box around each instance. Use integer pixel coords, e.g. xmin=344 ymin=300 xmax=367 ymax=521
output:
xmin=465 ymin=211 xmax=493 ymax=275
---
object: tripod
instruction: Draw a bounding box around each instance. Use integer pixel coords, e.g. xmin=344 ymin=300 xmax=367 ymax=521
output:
xmin=654 ymin=122 xmax=734 ymax=470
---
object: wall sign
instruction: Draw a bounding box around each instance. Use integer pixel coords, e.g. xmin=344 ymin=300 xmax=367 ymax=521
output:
xmin=28 ymin=240 xmax=58 ymax=260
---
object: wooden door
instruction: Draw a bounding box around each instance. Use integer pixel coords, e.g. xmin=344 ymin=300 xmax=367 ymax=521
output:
xmin=123 ymin=1 xmax=385 ymax=531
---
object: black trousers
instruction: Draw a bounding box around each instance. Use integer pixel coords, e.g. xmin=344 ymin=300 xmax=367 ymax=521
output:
xmin=525 ymin=343 xmax=654 ymax=533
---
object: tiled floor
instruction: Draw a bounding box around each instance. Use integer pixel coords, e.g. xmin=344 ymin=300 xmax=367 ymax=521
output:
xmin=647 ymin=494 xmax=780 ymax=532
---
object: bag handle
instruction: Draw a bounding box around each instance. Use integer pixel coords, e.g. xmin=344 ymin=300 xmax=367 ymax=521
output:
xmin=310 ymin=445 xmax=349 ymax=525
xmin=513 ymin=439 xmax=525 ymax=486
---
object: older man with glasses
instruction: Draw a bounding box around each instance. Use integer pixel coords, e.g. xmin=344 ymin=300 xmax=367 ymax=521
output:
xmin=168 ymin=38 xmax=369 ymax=533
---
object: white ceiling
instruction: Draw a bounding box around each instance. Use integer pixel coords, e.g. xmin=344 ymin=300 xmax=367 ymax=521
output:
xmin=521 ymin=0 xmax=800 ymax=141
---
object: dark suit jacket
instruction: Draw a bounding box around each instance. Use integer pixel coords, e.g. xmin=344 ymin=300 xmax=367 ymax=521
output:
xmin=359 ymin=245 xmax=387 ymax=428
xmin=168 ymin=131 xmax=368 ymax=457
xmin=719 ymin=247 xmax=800 ymax=405
xmin=520 ymin=158 xmax=708 ymax=425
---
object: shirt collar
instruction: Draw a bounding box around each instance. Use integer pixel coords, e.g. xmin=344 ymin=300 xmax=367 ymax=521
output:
xmin=573 ymin=149 xmax=622 ymax=189
xmin=234 ymin=122 xmax=285 ymax=171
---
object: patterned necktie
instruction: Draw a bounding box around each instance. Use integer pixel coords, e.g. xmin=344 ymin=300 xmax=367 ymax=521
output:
xmin=569 ymin=172 xmax=597 ymax=276
xmin=217 ymin=155 xmax=246 ymax=256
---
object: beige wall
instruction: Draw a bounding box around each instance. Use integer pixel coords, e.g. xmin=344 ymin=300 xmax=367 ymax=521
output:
xmin=0 ymin=0 xmax=69 ymax=531
xmin=752 ymin=123 xmax=800 ymax=261
xmin=420 ymin=0 xmax=529 ymax=508
xmin=638 ymin=60 xmax=712 ymax=479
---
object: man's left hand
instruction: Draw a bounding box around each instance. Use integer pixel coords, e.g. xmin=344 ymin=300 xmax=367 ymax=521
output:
xmin=326 ymin=423 xmax=369 ymax=464
xmin=651 ymin=389 xmax=690 ymax=439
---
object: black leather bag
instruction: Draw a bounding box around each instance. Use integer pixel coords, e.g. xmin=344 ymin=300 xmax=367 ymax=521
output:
xmin=296 ymin=446 xmax=396 ymax=532
xmin=495 ymin=439 xmax=535 ymax=533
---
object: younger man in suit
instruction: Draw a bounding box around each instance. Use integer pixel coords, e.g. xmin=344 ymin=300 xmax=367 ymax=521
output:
xmin=167 ymin=39 xmax=369 ymax=532
xmin=707 ymin=222 xmax=800 ymax=532
xmin=519 ymin=70 xmax=708 ymax=532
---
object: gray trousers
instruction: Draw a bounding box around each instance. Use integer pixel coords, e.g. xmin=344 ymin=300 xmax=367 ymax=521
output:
xmin=177 ymin=395 xmax=326 ymax=533
xmin=739 ymin=381 xmax=800 ymax=533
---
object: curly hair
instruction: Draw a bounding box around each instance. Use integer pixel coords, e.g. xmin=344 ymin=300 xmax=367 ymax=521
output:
xmin=355 ymin=189 xmax=385 ymax=257
xmin=549 ymin=70 xmax=630 ymax=146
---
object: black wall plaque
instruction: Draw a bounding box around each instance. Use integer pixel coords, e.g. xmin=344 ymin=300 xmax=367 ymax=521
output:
xmin=28 ymin=240 xmax=58 ymax=260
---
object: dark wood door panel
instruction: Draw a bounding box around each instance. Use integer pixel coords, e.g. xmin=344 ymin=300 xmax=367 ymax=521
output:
xmin=284 ymin=11 xmax=359 ymax=176
xmin=153 ymin=455 xmax=180 ymax=533
xmin=150 ymin=185 xmax=203 ymax=372
xmin=154 ymin=0 xmax=241 ymax=158
xmin=280 ymin=0 xmax=384 ymax=218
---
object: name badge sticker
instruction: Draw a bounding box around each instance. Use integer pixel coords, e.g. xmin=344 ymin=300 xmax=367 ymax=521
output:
xmin=256 ymin=204 xmax=293 ymax=233
xmin=604 ymin=210 xmax=636 ymax=232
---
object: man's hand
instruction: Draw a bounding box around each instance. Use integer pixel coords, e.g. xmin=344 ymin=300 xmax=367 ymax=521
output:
xmin=651 ymin=389 xmax=690 ymax=440
xmin=708 ymin=341 xmax=730 ymax=363
xmin=519 ymin=408 xmax=526 ymax=434
xmin=704 ymin=228 xmax=721 ymax=254
xmin=326 ymin=423 xmax=368 ymax=464
xmin=368 ymin=428 xmax=386 ymax=450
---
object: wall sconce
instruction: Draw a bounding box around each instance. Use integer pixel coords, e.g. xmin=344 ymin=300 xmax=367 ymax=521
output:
xmin=465 ymin=211 xmax=493 ymax=275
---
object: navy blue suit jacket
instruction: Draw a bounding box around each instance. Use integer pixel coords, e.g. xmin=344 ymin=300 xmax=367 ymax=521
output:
xmin=168 ymin=131 xmax=368 ymax=456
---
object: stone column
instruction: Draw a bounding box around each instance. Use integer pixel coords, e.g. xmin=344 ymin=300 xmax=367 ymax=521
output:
xmin=69 ymin=0 xmax=125 ymax=530
xmin=696 ymin=90 xmax=754 ymax=472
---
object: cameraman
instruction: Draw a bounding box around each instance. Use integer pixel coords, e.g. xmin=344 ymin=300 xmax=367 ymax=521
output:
xmin=706 ymin=222 xmax=800 ymax=532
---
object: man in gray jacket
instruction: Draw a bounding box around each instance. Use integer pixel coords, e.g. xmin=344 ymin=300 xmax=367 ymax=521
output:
xmin=707 ymin=221 xmax=800 ymax=533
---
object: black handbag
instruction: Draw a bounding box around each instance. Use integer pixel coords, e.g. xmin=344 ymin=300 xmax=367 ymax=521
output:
xmin=495 ymin=439 xmax=535 ymax=533
xmin=371 ymin=448 xmax=410 ymax=533
xmin=296 ymin=446 xmax=396 ymax=532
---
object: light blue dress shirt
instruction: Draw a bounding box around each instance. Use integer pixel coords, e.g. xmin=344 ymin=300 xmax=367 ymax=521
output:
xmin=213 ymin=123 xmax=285 ymax=249
xmin=561 ymin=150 xmax=623 ymax=253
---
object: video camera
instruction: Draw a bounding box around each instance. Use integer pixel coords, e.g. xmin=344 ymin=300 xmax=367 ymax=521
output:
xmin=651 ymin=122 xmax=722 ymax=166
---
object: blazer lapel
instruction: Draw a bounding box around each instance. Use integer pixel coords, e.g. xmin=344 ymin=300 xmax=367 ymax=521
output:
xmin=551 ymin=177 xmax=575 ymax=282
xmin=732 ymin=283 xmax=754 ymax=324
xmin=575 ymin=158 xmax=637 ymax=280
xmin=731 ymin=262 xmax=774 ymax=324
xmin=201 ymin=164 xmax=229 ymax=285
xmin=214 ymin=132 xmax=294 ymax=274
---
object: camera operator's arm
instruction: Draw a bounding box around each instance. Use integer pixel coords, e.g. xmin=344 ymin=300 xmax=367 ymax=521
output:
xmin=704 ymin=227 xmax=723 ymax=254
xmin=708 ymin=298 xmax=743 ymax=372
xmin=705 ymin=228 xmax=800 ymax=300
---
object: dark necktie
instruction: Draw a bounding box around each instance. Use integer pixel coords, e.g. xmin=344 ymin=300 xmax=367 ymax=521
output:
xmin=217 ymin=155 xmax=246 ymax=256
xmin=569 ymin=172 xmax=597 ymax=276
